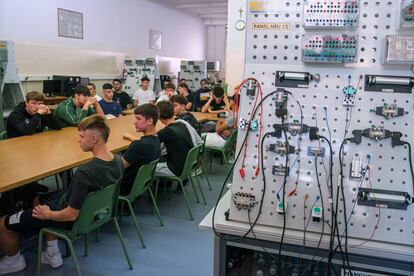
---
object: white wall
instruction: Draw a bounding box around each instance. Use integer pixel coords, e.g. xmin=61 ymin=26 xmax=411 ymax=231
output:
xmin=0 ymin=0 xmax=206 ymax=79
xmin=207 ymin=25 xmax=227 ymax=78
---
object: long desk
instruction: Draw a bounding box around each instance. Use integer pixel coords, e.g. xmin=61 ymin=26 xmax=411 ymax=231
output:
xmin=122 ymin=109 xmax=221 ymax=122
xmin=0 ymin=115 xmax=162 ymax=193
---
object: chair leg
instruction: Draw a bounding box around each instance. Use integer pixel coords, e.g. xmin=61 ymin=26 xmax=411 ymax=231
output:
xmin=119 ymin=201 xmax=125 ymax=222
xmin=113 ymin=218 xmax=133 ymax=270
xmin=154 ymin=179 xmax=159 ymax=201
xmin=37 ymin=230 xmax=44 ymax=276
xmin=95 ymin=227 xmax=100 ymax=243
xmin=189 ymin=177 xmax=200 ymax=203
xmin=148 ymin=189 xmax=163 ymax=226
xmin=126 ymin=200 xmax=146 ymax=248
xmin=66 ymin=238 xmax=82 ymax=276
xmin=178 ymin=180 xmax=193 ymax=220
xmin=192 ymin=175 xmax=206 ymax=205
xmin=222 ymin=151 xmax=229 ymax=166
xmin=209 ymin=151 xmax=213 ymax=170
xmin=200 ymin=161 xmax=212 ymax=191
xmin=84 ymin=234 xmax=88 ymax=257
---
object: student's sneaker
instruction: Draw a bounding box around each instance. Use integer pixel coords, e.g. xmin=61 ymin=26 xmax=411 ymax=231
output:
xmin=0 ymin=254 xmax=27 ymax=274
xmin=41 ymin=251 xmax=63 ymax=269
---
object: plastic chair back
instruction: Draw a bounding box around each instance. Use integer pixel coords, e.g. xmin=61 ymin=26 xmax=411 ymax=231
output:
xmin=223 ymin=129 xmax=238 ymax=153
xmin=70 ymin=180 xmax=121 ymax=237
xmin=127 ymin=159 xmax=158 ymax=200
xmin=0 ymin=131 xmax=8 ymax=140
xmin=179 ymin=144 xmax=203 ymax=180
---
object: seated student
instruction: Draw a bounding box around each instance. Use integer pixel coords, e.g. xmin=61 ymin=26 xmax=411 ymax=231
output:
xmin=133 ymin=77 xmax=155 ymax=107
xmin=178 ymin=83 xmax=193 ymax=111
xmin=158 ymin=79 xmax=171 ymax=97
xmin=155 ymin=101 xmax=198 ymax=177
xmin=112 ymin=79 xmax=132 ymax=110
xmin=193 ymin=79 xmax=211 ymax=111
xmin=204 ymin=112 xmax=236 ymax=148
xmin=99 ymin=83 xmax=122 ymax=117
xmin=156 ymin=83 xmax=176 ymax=103
xmin=201 ymin=86 xmax=230 ymax=114
xmin=7 ymin=91 xmax=62 ymax=138
xmin=179 ymin=78 xmax=192 ymax=94
xmin=170 ymin=95 xmax=201 ymax=134
xmin=86 ymin=83 xmax=102 ymax=101
xmin=54 ymin=84 xmax=104 ymax=127
xmin=0 ymin=115 xmax=123 ymax=274
xmin=121 ymin=104 xmax=161 ymax=195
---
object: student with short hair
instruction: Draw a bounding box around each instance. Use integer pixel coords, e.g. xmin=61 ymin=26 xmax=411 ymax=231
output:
xmin=99 ymin=83 xmax=122 ymax=117
xmin=132 ymin=77 xmax=155 ymax=107
xmin=155 ymin=101 xmax=198 ymax=177
xmin=193 ymin=79 xmax=210 ymax=111
xmin=86 ymin=83 xmax=102 ymax=101
xmin=156 ymin=83 xmax=176 ymax=103
xmin=201 ymin=86 xmax=230 ymax=114
xmin=170 ymin=94 xmax=201 ymax=134
xmin=121 ymin=104 xmax=161 ymax=195
xmin=112 ymin=79 xmax=132 ymax=110
xmin=54 ymin=84 xmax=104 ymax=127
xmin=7 ymin=91 xmax=62 ymax=138
xmin=0 ymin=115 xmax=123 ymax=274
xmin=178 ymin=83 xmax=193 ymax=111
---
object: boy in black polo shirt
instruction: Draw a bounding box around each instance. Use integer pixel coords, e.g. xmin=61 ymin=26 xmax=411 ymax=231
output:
xmin=0 ymin=115 xmax=123 ymax=274
xmin=201 ymin=86 xmax=230 ymax=114
xmin=121 ymin=104 xmax=161 ymax=195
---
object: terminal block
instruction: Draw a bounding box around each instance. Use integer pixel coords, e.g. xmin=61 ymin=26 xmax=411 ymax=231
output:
xmin=349 ymin=155 xmax=364 ymax=180
xmin=303 ymin=0 xmax=360 ymax=29
xmin=268 ymin=141 xmax=295 ymax=156
xmin=272 ymin=164 xmax=289 ymax=176
xmin=232 ymin=192 xmax=258 ymax=210
xmin=302 ymin=34 xmax=358 ymax=63
xmin=371 ymin=104 xmax=406 ymax=119
xmin=238 ymin=118 xmax=259 ymax=131
xmin=343 ymin=85 xmax=357 ymax=106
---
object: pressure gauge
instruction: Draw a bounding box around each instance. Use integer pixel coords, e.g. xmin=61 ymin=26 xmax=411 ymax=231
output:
xmin=235 ymin=19 xmax=246 ymax=31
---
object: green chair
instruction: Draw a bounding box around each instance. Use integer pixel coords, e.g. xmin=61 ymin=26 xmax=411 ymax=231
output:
xmin=37 ymin=181 xmax=133 ymax=276
xmin=155 ymin=144 xmax=206 ymax=220
xmin=0 ymin=131 xmax=7 ymax=140
xmin=118 ymin=159 xmax=163 ymax=249
xmin=193 ymin=138 xmax=212 ymax=191
xmin=205 ymin=129 xmax=238 ymax=168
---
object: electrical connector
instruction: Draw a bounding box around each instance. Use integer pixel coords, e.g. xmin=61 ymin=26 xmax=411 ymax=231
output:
xmin=276 ymin=201 xmax=287 ymax=214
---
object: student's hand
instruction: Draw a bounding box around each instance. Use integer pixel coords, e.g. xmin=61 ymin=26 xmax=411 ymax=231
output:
xmin=37 ymin=105 xmax=51 ymax=115
xmin=32 ymin=205 xmax=52 ymax=220
xmin=222 ymin=129 xmax=232 ymax=138
xmin=123 ymin=133 xmax=137 ymax=141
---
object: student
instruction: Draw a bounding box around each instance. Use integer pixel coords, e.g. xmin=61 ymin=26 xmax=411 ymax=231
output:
xmin=192 ymin=79 xmax=211 ymax=111
xmin=121 ymin=104 xmax=161 ymax=195
xmin=7 ymin=91 xmax=62 ymax=138
xmin=133 ymin=77 xmax=155 ymax=107
xmin=112 ymin=79 xmax=132 ymax=110
xmin=204 ymin=112 xmax=236 ymax=148
xmin=178 ymin=83 xmax=193 ymax=111
xmin=0 ymin=115 xmax=123 ymax=274
xmin=99 ymin=83 xmax=122 ymax=117
xmin=201 ymin=86 xmax=230 ymax=114
xmin=86 ymin=83 xmax=102 ymax=101
xmin=54 ymin=85 xmax=105 ymax=127
xmin=156 ymin=83 xmax=176 ymax=103
xmin=170 ymin=95 xmax=201 ymax=134
xmin=158 ymin=79 xmax=171 ymax=97
xmin=155 ymin=101 xmax=196 ymax=177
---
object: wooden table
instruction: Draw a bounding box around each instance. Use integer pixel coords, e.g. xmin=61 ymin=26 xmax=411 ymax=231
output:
xmin=122 ymin=109 xmax=221 ymax=122
xmin=43 ymin=96 xmax=67 ymax=105
xmin=0 ymin=115 xmax=163 ymax=192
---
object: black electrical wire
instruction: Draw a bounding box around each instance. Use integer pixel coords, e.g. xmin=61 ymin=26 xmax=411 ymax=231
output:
xmin=277 ymin=118 xmax=289 ymax=273
xmin=402 ymin=141 xmax=414 ymax=197
xmin=211 ymin=90 xmax=280 ymax=241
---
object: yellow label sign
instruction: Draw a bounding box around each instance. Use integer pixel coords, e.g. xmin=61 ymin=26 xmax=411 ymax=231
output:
xmin=249 ymin=1 xmax=280 ymax=13
xmin=252 ymin=23 xmax=290 ymax=31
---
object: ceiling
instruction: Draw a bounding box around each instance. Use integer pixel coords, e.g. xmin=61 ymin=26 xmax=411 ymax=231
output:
xmin=153 ymin=0 xmax=228 ymax=25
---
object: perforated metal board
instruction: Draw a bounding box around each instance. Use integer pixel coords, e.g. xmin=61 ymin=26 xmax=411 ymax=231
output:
xmin=229 ymin=0 xmax=414 ymax=252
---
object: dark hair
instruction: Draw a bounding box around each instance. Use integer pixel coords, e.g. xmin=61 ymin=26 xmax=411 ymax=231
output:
xmin=87 ymin=83 xmax=96 ymax=90
xmin=178 ymin=83 xmax=189 ymax=90
xmin=103 ymin=83 xmax=113 ymax=90
xmin=170 ymin=94 xmax=187 ymax=105
xmin=213 ymin=86 xmax=224 ymax=98
xmin=141 ymin=76 xmax=150 ymax=82
xmin=134 ymin=103 xmax=159 ymax=126
xmin=78 ymin=114 xmax=110 ymax=142
xmin=26 ymin=91 xmax=44 ymax=101
xmin=156 ymin=101 xmax=174 ymax=120
xmin=200 ymin=78 xmax=208 ymax=85
xmin=164 ymin=83 xmax=176 ymax=90
xmin=73 ymin=85 xmax=90 ymax=97
xmin=180 ymin=78 xmax=187 ymax=82
xmin=112 ymin=79 xmax=122 ymax=84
